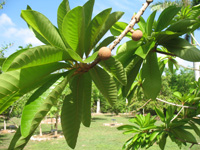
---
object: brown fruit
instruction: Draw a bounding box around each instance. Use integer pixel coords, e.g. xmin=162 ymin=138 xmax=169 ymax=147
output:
xmin=131 ymin=30 xmax=143 ymax=41
xmin=98 ymin=47 xmax=111 ymax=60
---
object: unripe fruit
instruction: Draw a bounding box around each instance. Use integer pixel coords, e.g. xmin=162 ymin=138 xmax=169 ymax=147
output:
xmin=98 ymin=47 xmax=111 ymax=60
xmin=131 ymin=30 xmax=143 ymax=41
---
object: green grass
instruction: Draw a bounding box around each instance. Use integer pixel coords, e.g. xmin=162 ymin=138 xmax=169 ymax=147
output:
xmin=0 ymin=114 xmax=200 ymax=150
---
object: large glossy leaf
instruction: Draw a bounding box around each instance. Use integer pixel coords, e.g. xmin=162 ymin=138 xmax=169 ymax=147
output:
xmin=83 ymin=0 xmax=94 ymax=28
xmin=8 ymin=126 xmax=33 ymax=150
xmin=153 ymin=31 xmax=181 ymax=44
xmin=141 ymin=52 xmax=161 ymax=100
xmin=84 ymin=8 xmax=112 ymax=56
xmin=81 ymin=72 xmax=92 ymax=127
xmin=3 ymin=45 xmax=74 ymax=71
xmin=92 ymin=11 xmax=124 ymax=51
xmin=57 ymin=0 xmax=70 ymax=32
xmin=137 ymin=16 xmax=146 ymax=33
xmin=100 ymin=57 xmax=127 ymax=85
xmin=94 ymin=36 xmax=116 ymax=53
xmin=21 ymin=10 xmax=66 ymax=50
xmin=62 ymin=6 xmax=85 ymax=57
xmin=166 ymin=19 xmax=197 ymax=34
xmin=115 ymin=40 xmax=142 ymax=66
xmin=89 ymin=66 xmax=117 ymax=106
xmin=155 ymin=6 xmax=181 ymax=32
xmin=146 ymin=11 xmax=157 ymax=36
xmin=0 ymin=62 xmax=67 ymax=114
xmin=135 ymin=41 xmax=156 ymax=59
xmin=110 ymin=22 xmax=131 ymax=38
xmin=21 ymin=73 xmax=64 ymax=137
xmin=161 ymin=37 xmax=200 ymax=62
xmin=155 ymin=107 xmax=165 ymax=122
xmin=8 ymin=72 xmax=73 ymax=150
xmin=122 ymin=57 xmax=143 ymax=97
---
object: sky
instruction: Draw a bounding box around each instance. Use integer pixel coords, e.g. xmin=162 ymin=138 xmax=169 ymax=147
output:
xmin=0 ymin=0 xmax=199 ymax=67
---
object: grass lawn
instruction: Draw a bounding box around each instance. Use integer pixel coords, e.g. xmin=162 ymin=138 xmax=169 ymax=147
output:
xmin=0 ymin=114 xmax=200 ymax=150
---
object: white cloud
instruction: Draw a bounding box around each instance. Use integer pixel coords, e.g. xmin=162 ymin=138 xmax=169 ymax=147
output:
xmin=0 ymin=13 xmax=15 ymax=26
xmin=0 ymin=14 xmax=43 ymax=46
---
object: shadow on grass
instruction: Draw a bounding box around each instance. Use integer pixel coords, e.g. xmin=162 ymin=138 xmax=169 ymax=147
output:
xmin=91 ymin=117 xmax=107 ymax=122
xmin=34 ymin=130 xmax=63 ymax=135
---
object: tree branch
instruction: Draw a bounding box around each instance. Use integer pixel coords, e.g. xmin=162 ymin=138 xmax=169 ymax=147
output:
xmin=131 ymin=99 xmax=152 ymax=113
xmin=156 ymin=98 xmax=197 ymax=109
xmin=89 ymin=0 xmax=153 ymax=69
xmin=191 ymin=33 xmax=200 ymax=47
xmin=170 ymin=107 xmax=184 ymax=122
xmin=154 ymin=49 xmax=176 ymax=56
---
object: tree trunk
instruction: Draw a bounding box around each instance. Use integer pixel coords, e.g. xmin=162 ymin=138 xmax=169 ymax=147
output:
xmin=54 ymin=114 xmax=59 ymax=136
xmin=96 ymin=99 xmax=101 ymax=113
xmin=39 ymin=123 xmax=43 ymax=136
xmin=4 ymin=119 xmax=6 ymax=130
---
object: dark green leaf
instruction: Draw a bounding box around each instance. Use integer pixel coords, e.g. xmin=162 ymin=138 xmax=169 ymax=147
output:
xmin=162 ymin=37 xmax=200 ymax=62
xmin=137 ymin=16 xmax=146 ymax=33
xmin=135 ymin=41 xmax=156 ymax=59
xmin=62 ymin=6 xmax=85 ymax=57
xmin=21 ymin=10 xmax=66 ymax=49
xmin=89 ymin=66 xmax=117 ymax=106
xmin=141 ymin=52 xmax=161 ymax=99
xmin=100 ymin=57 xmax=127 ymax=85
xmin=155 ymin=107 xmax=165 ymax=122
xmin=155 ymin=6 xmax=181 ymax=32
xmin=85 ymin=8 xmax=112 ymax=56
xmin=146 ymin=11 xmax=157 ymax=36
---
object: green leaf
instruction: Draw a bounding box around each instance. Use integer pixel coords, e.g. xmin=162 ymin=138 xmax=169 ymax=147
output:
xmin=155 ymin=107 xmax=165 ymax=122
xmin=89 ymin=66 xmax=117 ymax=106
xmin=117 ymin=125 xmax=139 ymax=131
xmin=188 ymin=120 xmax=200 ymax=138
xmin=81 ymin=72 xmax=92 ymax=127
xmin=3 ymin=45 xmax=74 ymax=71
xmin=155 ymin=6 xmax=181 ymax=32
xmin=57 ymin=0 xmax=70 ymax=33
xmin=94 ymin=36 xmax=116 ymax=53
xmin=0 ymin=57 xmax=6 ymax=67
xmin=110 ymin=22 xmax=131 ymax=37
xmin=122 ymin=57 xmax=143 ymax=97
xmin=21 ymin=10 xmax=66 ymax=49
xmin=21 ymin=73 xmax=64 ymax=137
xmin=168 ymin=58 xmax=174 ymax=74
xmin=161 ymin=37 xmax=200 ymax=62
xmin=146 ymin=11 xmax=157 ymax=36
xmin=158 ymin=133 xmax=167 ymax=150
xmin=141 ymin=52 xmax=161 ymax=100
xmin=83 ymin=51 xmax=98 ymax=63
xmin=8 ymin=126 xmax=33 ymax=150
xmin=92 ymin=11 xmax=123 ymax=50
xmin=100 ymin=57 xmax=127 ymax=85
xmin=166 ymin=19 xmax=197 ymax=34
xmin=115 ymin=40 xmax=142 ymax=66
xmin=62 ymin=6 xmax=85 ymax=57
xmin=85 ymin=8 xmax=112 ymax=56
xmin=135 ymin=41 xmax=156 ymax=59
xmin=153 ymin=31 xmax=181 ymax=44
xmin=150 ymin=131 xmax=160 ymax=142
xmin=2 ymin=48 xmax=28 ymax=72
xmin=137 ymin=16 xmax=146 ymax=33
xmin=83 ymin=0 xmax=94 ymax=28
xmin=172 ymin=127 xmax=197 ymax=143
xmin=0 ymin=62 xmax=67 ymax=114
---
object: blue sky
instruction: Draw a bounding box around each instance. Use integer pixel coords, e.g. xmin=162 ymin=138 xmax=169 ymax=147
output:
xmin=0 ymin=0 xmax=199 ymax=67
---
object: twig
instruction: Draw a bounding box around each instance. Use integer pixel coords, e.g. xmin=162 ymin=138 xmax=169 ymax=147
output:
xmin=177 ymin=63 xmax=200 ymax=71
xmin=131 ymin=99 xmax=152 ymax=113
xmin=176 ymin=137 xmax=200 ymax=145
xmin=89 ymin=0 xmax=153 ymax=68
xmin=191 ymin=33 xmax=200 ymax=47
xmin=156 ymin=98 xmax=197 ymax=109
xmin=154 ymin=49 xmax=176 ymax=56
xmin=170 ymin=107 xmax=184 ymax=122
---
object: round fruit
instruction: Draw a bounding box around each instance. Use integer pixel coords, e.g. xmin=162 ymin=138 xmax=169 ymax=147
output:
xmin=98 ymin=47 xmax=111 ymax=60
xmin=131 ymin=30 xmax=143 ymax=41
